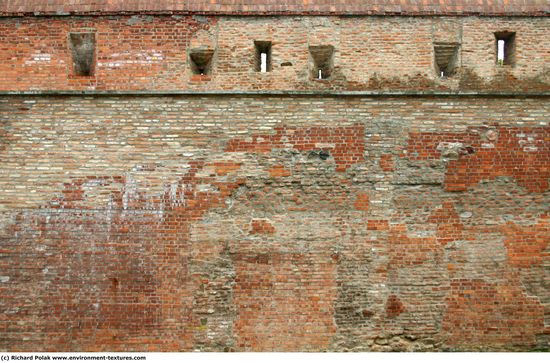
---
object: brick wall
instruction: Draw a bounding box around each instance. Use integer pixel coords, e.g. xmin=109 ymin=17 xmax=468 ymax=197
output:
xmin=2 ymin=0 xmax=548 ymax=16
xmin=0 ymin=16 xmax=548 ymax=92
xmin=0 ymin=0 xmax=548 ymax=16
xmin=0 ymin=95 xmax=548 ymax=351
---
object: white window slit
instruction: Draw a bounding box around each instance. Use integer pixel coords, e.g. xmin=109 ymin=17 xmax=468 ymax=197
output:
xmin=261 ymin=52 xmax=267 ymax=73
xmin=497 ymin=40 xmax=505 ymax=62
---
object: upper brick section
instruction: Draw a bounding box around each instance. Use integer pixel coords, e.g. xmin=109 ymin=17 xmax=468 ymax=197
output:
xmin=1 ymin=16 xmax=549 ymax=93
xmin=1 ymin=0 xmax=549 ymax=16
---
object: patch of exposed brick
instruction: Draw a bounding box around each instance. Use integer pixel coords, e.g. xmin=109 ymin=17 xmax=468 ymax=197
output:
xmin=53 ymin=176 xmax=125 ymax=209
xmin=268 ymin=165 xmax=291 ymax=178
xmin=1 ymin=161 xmax=244 ymax=351
xmin=442 ymin=279 xmax=545 ymax=348
xmin=226 ymin=124 xmax=365 ymax=172
xmin=353 ymin=192 xmax=370 ymax=211
xmin=233 ymin=252 xmax=336 ymax=351
xmin=367 ymin=220 xmax=390 ymax=231
xmin=387 ymin=226 xmax=439 ymax=267
xmin=3 ymin=210 xmax=191 ymax=352
xmin=503 ymin=217 xmax=550 ymax=268
xmin=379 ymin=154 xmax=395 ymax=172
xmin=385 ymin=295 xmax=406 ymax=318
xmin=427 ymin=201 xmax=464 ymax=246
xmin=212 ymin=162 xmax=242 ymax=176
xmin=249 ymin=219 xmax=276 ymax=235
xmin=405 ymin=127 xmax=550 ymax=193
xmin=387 ymin=203 xmax=468 ymax=268
xmin=362 ymin=309 xmax=374 ymax=318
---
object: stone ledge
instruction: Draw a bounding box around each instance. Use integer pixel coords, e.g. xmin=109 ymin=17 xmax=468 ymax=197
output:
xmin=1 ymin=90 xmax=549 ymax=97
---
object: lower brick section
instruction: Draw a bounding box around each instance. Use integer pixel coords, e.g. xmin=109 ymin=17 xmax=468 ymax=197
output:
xmin=442 ymin=279 xmax=545 ymax=347
xmin=0 ymin=95 xmax=548 ymax=351
xmin=233 ymin=252 xmax=336 ymax=351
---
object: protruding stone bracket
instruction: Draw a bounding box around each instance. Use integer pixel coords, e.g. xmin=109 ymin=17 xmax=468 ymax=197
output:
xmin=309 ymin=45 xmax=334 ymax=80
xmin=189 ymin=48 xmax=215 ymax=75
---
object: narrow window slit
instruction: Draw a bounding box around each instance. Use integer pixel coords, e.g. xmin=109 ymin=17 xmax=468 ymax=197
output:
xmin=497 ymin=40 xmax=505 ymax=63
xmin=254 ymin=41 xmax=272 ymax=72
xmin=495 ymin=32 xmax=516 ymax=66
xmin=261 ymin=52 xmax=267 ymax=73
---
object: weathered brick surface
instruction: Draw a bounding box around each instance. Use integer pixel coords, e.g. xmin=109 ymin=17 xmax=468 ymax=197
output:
xmin=442 ymin=279 xmax=545 ymax=347
xmin=0 ymin=95 xmax=548 ymax=351
xmin=0 ymin=16 xmax=548 ymax=92
xmin=1 ymin=0 xmax=548 ymax=16
xmin=0 ymin=2 xmax=549 ymax=353
xmin=405 ymin=127 xmax=550 ymax=192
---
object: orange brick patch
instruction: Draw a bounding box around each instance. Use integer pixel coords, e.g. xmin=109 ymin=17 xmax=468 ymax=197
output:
xmin=213 ymin=162 xmax=242 ymax=176
xmin=353 ymin=192 xmax=370 ymax=211
xmin=379 ymin=154 xmax=395 ymax=171
xmin=367 ymin=220 xmax=389 ymax=231
xmin=268 ymin=165 xmax=291 ymax=178
xmin=249 ymin=219 xmax=276 ymax=235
